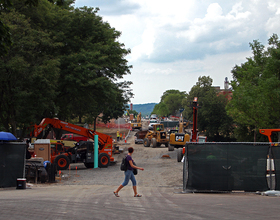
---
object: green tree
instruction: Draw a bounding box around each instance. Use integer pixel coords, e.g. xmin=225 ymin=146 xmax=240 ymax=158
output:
xmin=0 ymin=8 xmax=60 ymax=135
xmin=152 ymin=102 xmax=169 ymax=117
xmin=227 ymin=34 xmax=280 ymax=141
xmin=0 ymin=1 xmax=133 ymax=136
xmin=91 ymin=81 xmax=132 ymax=129
xmin=46 ymin=6 xmax=132 ymax=124
xmin=127 ymin=109 xmax=138 ymax=118
xmin=183 ymin=76 xmax=235 ymax=141
xmin=0 ymin=0 xmax=42 ymax=55
xmin=182 ymin=76 xmax=213 ymax=121
xmin=153 ymin=89 xmax=186 ymax=117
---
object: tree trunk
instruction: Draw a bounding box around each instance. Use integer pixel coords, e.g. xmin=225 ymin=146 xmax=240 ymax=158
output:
xmin=10 ymin=119 xmax=17 ymax=136
xmin=93 ymin=117 xmax=97 ymax=131
xmin=254 ymin=128 xmax=256 ymax=143
xmin=79 ymin=115 xmax=82 ymax=123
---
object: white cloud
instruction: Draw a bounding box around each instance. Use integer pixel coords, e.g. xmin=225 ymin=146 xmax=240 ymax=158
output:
xmin=178 ymin=2 xmax=251 ymax=45
xmin=137 ymin=0 xmax=195 ymax=22
xmin=267 ymin=0 xmax=280 ymax=13
xmin=143 ymin=67 xmax=174 ymax=76
xmin=206 ymin=3 xmax=223 ymax=18
xmin=265 ymin=0 xmax=280 ymax=37
xmin=130 ymin=24 xmax=155 ymax=61
xmin=74 ymin=0 xmax=280 ymax=104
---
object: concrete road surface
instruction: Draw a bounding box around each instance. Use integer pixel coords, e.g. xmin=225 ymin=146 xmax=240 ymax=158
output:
xmin=1 ymin=184 xmax=280 ymax=220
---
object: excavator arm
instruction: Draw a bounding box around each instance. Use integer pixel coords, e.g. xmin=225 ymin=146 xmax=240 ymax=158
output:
xmin=137 ymin=112 xmax=141 ymax=123
xmin=259 ymin=129 xmax=280 ymax=143
xmin=30 ymin=118 xmax=114 ymax=161
xmin=178 ymin=113 xmax=184 ymax=133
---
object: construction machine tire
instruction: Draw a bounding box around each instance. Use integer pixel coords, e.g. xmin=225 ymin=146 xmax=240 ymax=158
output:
xmin=168 ymin=143 xmax=174 ymax=151
xmin=39 ymin=167 xmax=48 ymax=183
xmin=98 ymin=153 xmax=110 ymax=168
xmin=68 ymin=154 xmax=72 ymax=163
xmin=84 ymin=163 xmax=94 ymax=168
xmin=143 ymin=138 xmax=150 ymax=147
xmin=54 ymin=154 xmax=70 ymax=170
xmin=165 ymin=143 xmax=169 ymax=148
xmin=177 ymin=148 xmax=183 ymax=162
xmin=151 ymin=138 xmax=157 ymax=148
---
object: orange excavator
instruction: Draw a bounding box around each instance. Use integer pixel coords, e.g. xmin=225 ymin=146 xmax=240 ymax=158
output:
xmin=29 ymin=118 xmax=114 ymax=169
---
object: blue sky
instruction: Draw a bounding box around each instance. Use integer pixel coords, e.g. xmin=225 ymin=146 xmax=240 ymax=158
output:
xmin=73 ymin=0 xmax=280 ymax=104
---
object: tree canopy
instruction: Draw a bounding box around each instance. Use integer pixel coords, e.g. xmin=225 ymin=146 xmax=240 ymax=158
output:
xmin=0 ymin=0 xmax=132 ymax=137
xmin=152 ymin=89 xmax=186 ymax=117
xmin=183 ymin=76 xmax=235 ymax=142
xmin=226 ymin=34 xmax=280 ymax=141
xmin=0 ymin=0 xmax=65 ymax=55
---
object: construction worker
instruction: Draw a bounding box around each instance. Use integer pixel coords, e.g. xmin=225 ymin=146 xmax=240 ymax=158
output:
xmin=120 ymin=133 xmax=123 ymax=140
xmin=117 ymin=130 xmax=120 ymax=141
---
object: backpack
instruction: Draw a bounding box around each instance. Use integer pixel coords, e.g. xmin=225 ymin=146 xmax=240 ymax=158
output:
xmin=120 ymin=156 xmax=128 ymax=171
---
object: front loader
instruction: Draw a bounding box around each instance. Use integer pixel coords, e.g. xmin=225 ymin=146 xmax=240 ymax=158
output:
xmin=143 ymin=124 xmax=169 ymax=148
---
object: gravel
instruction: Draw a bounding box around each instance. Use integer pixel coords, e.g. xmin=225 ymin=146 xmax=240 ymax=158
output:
xmin=56 ymin=130 xmax=184 ymax=188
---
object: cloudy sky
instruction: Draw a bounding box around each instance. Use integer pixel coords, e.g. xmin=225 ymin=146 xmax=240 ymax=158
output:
xmin=74 ymin=0 xmax=280 ymax=104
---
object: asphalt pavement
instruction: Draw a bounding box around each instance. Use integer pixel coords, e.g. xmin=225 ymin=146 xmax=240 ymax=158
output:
xmin=1 ymin=182 xmax=280 ymax=219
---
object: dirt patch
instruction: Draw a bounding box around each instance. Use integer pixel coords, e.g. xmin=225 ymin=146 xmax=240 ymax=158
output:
xmin=49 ymin=129 xmax=183 ymax=188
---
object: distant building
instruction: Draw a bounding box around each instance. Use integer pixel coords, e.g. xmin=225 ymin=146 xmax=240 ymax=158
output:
xmin=214 ymin=77 xmax=232 ymax=101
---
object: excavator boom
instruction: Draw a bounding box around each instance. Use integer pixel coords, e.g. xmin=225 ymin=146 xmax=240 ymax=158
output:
xmin=30 ymin=118 xmax=114 ymax=161
xmin=137 ymin=112 xmax=141 ymax=123
xmin=259 ymin=129 xmax=280 ymax=143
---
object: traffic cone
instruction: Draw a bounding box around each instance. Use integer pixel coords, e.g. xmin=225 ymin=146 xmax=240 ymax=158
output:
xmin=124 ymin=133 xmax=127 ymax=143
xmin=59 ymin=170 xmax=61 ymax=182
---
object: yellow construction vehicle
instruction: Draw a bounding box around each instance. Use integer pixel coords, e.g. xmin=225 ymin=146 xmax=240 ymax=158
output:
xmin=131 ymin=112 xmax=142 ymax=130
xmin=168 ymin=114 xmax=190 ymax=151
xmin=143 ymin=124 xmax=169 ymax=148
